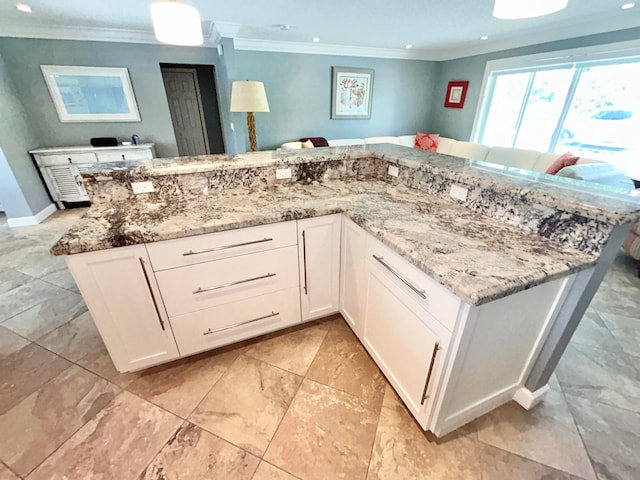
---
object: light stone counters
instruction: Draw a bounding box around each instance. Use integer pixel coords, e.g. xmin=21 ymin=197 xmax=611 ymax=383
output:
xmin=52 ymin=179 xmax=595 ymax=306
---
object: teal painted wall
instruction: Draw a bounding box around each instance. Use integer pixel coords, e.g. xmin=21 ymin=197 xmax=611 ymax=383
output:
xmin=429 ymin=27 xmax=640 ymax=142
xmin=231 ymin=50 xmax=440 ymax=150
xmin=0 ymin=53 xmax=52 ymax=219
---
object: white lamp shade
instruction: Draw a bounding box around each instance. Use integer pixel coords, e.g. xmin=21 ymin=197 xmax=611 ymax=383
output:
xmin=150 ymin=1 xmax=203 ymax=46
xmin=493 ymin=0 xmax=568 ymax=19
xmin=230 ymin=81 xmax=270 ymax=113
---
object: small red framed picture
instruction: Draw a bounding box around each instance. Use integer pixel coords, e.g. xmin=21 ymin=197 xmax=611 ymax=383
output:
xmin=444 ymin=81 xmax=469 ymax=108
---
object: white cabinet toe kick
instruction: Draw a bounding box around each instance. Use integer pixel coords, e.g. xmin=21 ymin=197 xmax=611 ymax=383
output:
xmin=67 ymin=214 xmax=584 ymax=437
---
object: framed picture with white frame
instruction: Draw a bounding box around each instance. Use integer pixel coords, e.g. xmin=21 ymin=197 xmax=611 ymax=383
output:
xmin=41 ymin=65 xmax=141 ymax=123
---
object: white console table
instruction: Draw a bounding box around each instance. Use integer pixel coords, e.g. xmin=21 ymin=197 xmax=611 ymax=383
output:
xmin=30 ymin=144 xmax=155 ymax=208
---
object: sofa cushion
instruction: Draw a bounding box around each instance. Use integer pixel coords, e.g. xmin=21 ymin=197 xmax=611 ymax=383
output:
xmin=327 ymin=138 xmax=365 ymax=147
xmin=545 ymin=152 xmax=580 ymax=175
xmin=398 ymin=135 xmax=415 ymax=147
xmin=449 ymin=141 xmax=490 ymax=161
xmin=484 ymin=147 xmax=540 ymax=170
xmin=557 ymin=163 xmax=635 ymax=189
xmin=364 ymin=136 xmax=400 ymax=145
xmin=281 ymin=141 xmax=303 ymax=150
xmin=300 ymin=137 xmax=329 ymax=147
xmin=436 ymin=137 xmax=457 ymax=154
xmin=623 ymin=231 xmax=640 ymax=260
xmin=301 ymin=139 xmax=315 ymax=149
xmin=414 ymin=133 xmax=439 ymax=151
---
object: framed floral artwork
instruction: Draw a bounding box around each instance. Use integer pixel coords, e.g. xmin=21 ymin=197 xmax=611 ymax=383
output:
xmin=444 ymin=81 xmax=469 ymax=109
xmin=331 ymin=67 xmax=375 ymax=119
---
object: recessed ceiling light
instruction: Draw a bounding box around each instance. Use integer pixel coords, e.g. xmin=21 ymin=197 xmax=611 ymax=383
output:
xmin=312 ymin=37 xmax=320 ymax=43
xmin=621 ymin=2 xmax=635 ymax=9
xmin=16 ymin=3 xmax=32 ymax=13
xmin=480 ymin=35 xmax=489 ymax=40
xmin=405 ymin=44 xmax=413 ymax=49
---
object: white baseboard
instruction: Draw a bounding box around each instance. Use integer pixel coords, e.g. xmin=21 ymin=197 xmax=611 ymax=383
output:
xmin=513 ymin=384 xmax=550 ymax=410
xmin=7 ymin=203 xmax=57 ymax=228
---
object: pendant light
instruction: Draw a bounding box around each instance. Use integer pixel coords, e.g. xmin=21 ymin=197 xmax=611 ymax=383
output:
xmin=493 ymin=0 xmax=568 ymax=19
xmin=150 ymin=0 xmax=204 ymax=46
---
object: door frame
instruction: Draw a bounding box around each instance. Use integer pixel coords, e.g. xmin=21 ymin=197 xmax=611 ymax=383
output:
xmin=161 ymin=66 xmax=211 ymax=155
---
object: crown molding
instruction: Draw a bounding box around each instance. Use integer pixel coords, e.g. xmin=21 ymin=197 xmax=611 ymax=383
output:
xmin=233 ymin=38 xmax=437 ymax=61
xmin=214 ymin=21 xmax=242 ymax=38
xmin=0 ymin=22 xmax=222 ymax=47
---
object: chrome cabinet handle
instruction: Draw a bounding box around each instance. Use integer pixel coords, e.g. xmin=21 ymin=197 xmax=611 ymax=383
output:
xmin=203 ymin=311 xmax=279 ymax=336
xmin=183 ymin=237 xmax=273 ymax=256
xmin=192 ymin=272 xmax=276 ymax=295
xmin=139 ymin=257 xmax=165 ymax=331
xmin=421 ymin=342 xmax=442 ymax=405
xmin=302 ymin=230 xmax=308 ymax=295
xmin=372 ymin=255 xmax=427 ymax=299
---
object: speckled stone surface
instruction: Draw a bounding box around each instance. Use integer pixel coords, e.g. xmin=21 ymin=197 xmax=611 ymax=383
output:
xmin=52 ymin=179 xmax=596 ymax=306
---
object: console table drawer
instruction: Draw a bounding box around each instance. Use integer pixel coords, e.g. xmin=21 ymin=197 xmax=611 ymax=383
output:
xmin=97 ymin=150 xmax=152 ymax=162
xmin=367 ymin=238 xmax=461 ymax=331
xmin=170 ymin=287 xmax=301 ymax=356
xmin=146 ymin=221 xmax=298 ymax=271
xmin=37 ymin=152 xmax=97 ymax=166
xmin=156 ymin=246 xmax=299 ymax=317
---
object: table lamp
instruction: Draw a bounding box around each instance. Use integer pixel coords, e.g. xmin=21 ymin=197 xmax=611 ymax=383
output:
xmin=230 ymin=81 xmax=270 ymax=152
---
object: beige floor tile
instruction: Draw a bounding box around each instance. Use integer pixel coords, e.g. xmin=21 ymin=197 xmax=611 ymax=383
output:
xmin=244 ymin=322 xmax=329 ymax=375
xmin=0 ymin=343 xmax=71 ymax=415
xmin=127 ymin=347 xmax=241 ymax=418
xmin=0 ymin=267 xmax=32 ymax=295
xmin=0 ymin=464 xmax=19 ymax=480
xmin=476 ymin=377 xmax=596 ymax=480
xmin=26 ymin=390 xmax=182 ymax=480
xmin=35 ymin=310 xmax=103 ymax=362
xmin=0 ymin=278 xmax=64 ymax=323
xmin=39 ymin=268 xmax=79 ymax=293
xmin=264 ymin=379 xmax=379 ymax=480
xmin=2 ymin=288 xmax=86 ymax=341
xmin=599 ymin=311 xmax=640 ymax=358
xmin=0 ymin=325 xmax=29 ymax=358
xmin=0 ymin=365 xmax=120 ymax=477
xmin=190 ymin=355 xmax=302 ymax=456
xmin=252 ymin=461 xmax=300 ymax=480
xmin=76 ymin=342 xmax=139 ymax=388
xmin=140 ymin=422 xmax=260 ymax=479
xmin=306 ymin=323 xmax=386 ymax=409
xmin=481 ymin=444 xmax=582 ymax=480
xmin=566 ymin=393 xmax=640 ymax=480
xmin=368 ymin=387 xmax=481 ymax=480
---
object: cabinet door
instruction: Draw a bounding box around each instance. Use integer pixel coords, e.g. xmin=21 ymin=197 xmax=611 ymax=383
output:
xmin=363 ymin=260 xmax=450 ymax=429
xmin=339 ymin=217 xmax=368 ymax=337
xmin=66 ymin=245 xmax=179 ymax=372
xmin=43 ymin=165 xmax=89 ymax=204
xmin=297 ymin=214 xmax=341 ymax=321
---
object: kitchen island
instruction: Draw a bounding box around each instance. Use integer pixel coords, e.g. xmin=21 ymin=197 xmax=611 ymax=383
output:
xmin=51 ymin=144 xmax=640 ymax=436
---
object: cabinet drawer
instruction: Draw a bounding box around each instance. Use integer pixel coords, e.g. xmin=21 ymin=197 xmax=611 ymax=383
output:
xmin=367 ymin=238 xmax=460 ymax=331
xmin=97 ymin=150 xmax=152 ymax=162
xmin=156 ymin=246 xmax=299 ymax=317
xmin=146 ymin=221 xmax=298 ymax=271
xmin=37 ymin=153 xmax=97 ymax=166
xmin=170 ymin=287 xmax=301 ymax=356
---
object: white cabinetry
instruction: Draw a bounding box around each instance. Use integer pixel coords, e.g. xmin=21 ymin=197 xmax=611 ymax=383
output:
xmin=66 ymin=244 xmax=179 ymax=372
xmin=31 ymin=144 xmax=155 ymax=208
xmin=339 ymin=217 xmax=368 ymax=336
xmin=297 ymin=214 xmax=341 ymax=321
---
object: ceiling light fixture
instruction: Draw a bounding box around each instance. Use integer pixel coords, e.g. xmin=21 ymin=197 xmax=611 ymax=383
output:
xmin=480 ymin=35 xmax=489 ymax=40
xmin=16 ymin=3 xmax=31 ymax=13
xmin=493 ymin=0 xmax=568 ymax=19
xmin=621 ymin=2 xmax=635 ymax=9
xmin=405 ymin=44 xmax=413 ymax=49
xmin=150 ymin=0 xmax=203 ymax=46
xmin=312 ymin=37 xmax=320 ymax=43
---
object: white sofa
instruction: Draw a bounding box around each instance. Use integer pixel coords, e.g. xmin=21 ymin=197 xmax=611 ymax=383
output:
xmin=281 ymin=135 xmax=635 ymax=189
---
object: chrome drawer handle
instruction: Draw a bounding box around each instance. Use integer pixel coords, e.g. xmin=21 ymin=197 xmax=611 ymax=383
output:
xmin=192 ymin=272 xmax=276 ymax=295
xmin=183 ymin=237 xmax=273 ymax=256
xmin=372 ymin=255 xmax=427 ymax=299
xmin=203 ymin=311 xmax=279 ymax=336
xmin=421 ymin=342 xmax=442 ymax=405
xmin=302 ymin=230 xmax=308 ymax=295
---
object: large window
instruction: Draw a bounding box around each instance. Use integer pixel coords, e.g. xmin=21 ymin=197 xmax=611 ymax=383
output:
xmin=473 ymin=42 xmax=640 ymax=178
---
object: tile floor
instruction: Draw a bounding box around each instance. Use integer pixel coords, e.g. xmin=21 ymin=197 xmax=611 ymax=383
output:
xmin=0 ymin=209 xmax=639 ymax=480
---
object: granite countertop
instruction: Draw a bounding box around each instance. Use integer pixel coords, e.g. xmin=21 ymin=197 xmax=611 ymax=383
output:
xmin=52 ymin=179 xmax=596 ymax=306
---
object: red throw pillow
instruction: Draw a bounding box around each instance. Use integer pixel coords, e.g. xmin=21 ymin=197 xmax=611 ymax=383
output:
xmin=546 ymin=152 xmax=580 ymax=175
xmin=414 ymin=133 xmax=439 ymax=151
